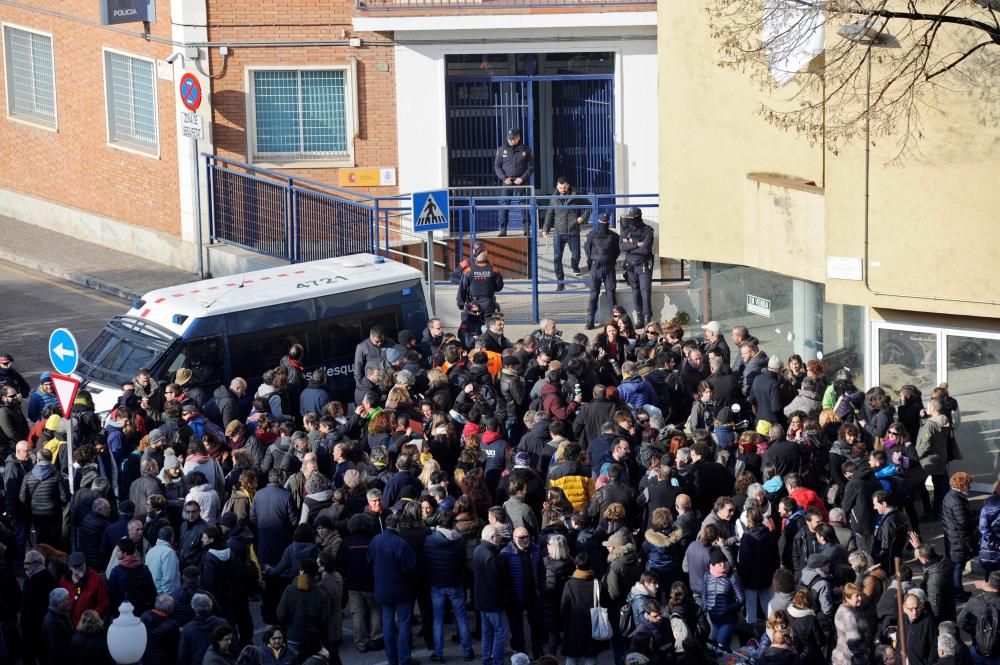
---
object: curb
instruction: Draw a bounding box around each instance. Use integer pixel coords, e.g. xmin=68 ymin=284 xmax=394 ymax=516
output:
xmin=0 ymin=249 xmax=139 ymax=302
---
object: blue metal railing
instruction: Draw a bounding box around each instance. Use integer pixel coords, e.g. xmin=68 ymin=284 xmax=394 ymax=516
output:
xmin=205 ymin=155 xmax=681 ymax=323
xmin=207 ymin=155 xmax=378 ymax=262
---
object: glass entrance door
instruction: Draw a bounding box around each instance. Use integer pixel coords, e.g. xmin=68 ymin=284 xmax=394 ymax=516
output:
xmin=872 ymin=322 xmax=1000 ymax=488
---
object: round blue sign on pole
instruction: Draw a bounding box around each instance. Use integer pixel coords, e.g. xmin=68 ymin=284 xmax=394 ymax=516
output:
xmin=48 ymin=328 xmax=79 ymax=375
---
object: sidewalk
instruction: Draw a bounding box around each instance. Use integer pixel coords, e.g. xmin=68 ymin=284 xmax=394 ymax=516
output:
xmin=0 ymin=214 xmax=197 ymax=301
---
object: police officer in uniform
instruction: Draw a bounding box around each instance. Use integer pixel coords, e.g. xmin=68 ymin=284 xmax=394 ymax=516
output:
xmin=583 ymin=212 xmax=620 ymax=330
xmin=493 ymin=128 xmax=534 ymax=237
xmin=620 ymin=207 xmax=655 ymax=328
xmin=458 ymin=240 xmax=504 ymax=318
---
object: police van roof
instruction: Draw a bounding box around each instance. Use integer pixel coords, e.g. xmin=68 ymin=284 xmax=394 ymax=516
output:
xmin=128 ymin=253 xmax=422 ymax=335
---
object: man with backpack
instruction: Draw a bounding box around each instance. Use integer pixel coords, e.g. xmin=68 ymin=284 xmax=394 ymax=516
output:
xmin=958 ymin=571 xmax=1000 ymax=663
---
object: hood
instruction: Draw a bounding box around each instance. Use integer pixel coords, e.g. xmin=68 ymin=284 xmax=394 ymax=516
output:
xmin=209 ymin=547 xmax=231 ymax=561
xmin=763 ymin=475 xmax=784 ymax=493
xmin=874 ymin=464 xmax=899 ymax=479
xmin=644 ymin=527 xmax=684 ymax=549
xmin=435 ymin=527 xmax=463 ymax=541
xmin=32 ymin=461 xmax=54 ymax=481
xmin=256 ymin=383 xmax=276 ymax=398
xmin=796 ymin=387 xmax=819 ymax=400
xmin=482 ymin=430 xmax=503 ymax=445
xmin=629 ymin=581 xmax=655 ymax=599
xmin=213 ymin=384 xmax=233 ymax=401
xmin=786 ymin=604 xmax=815 ymax=618
xmin=306 ymin=489 xmax=334 ymax=502
xmin=830 ymin=439 xmax=853 ymax=457
xmin=800 ymin=567 xmax=825 ymax=586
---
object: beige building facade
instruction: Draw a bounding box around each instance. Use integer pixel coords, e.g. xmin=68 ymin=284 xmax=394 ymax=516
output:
xmin=659 ymin=4 xmax=1000 ymax=486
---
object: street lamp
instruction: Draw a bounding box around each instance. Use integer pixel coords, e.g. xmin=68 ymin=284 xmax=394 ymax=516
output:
xmin=106 ymin=601 xmax=148 ymax=665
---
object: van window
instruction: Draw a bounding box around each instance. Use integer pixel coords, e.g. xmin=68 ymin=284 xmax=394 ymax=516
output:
xmin=319 ymin=306 xmax=401 ymax=362
xmin=229 ymin=324 xmax=318 ymax=379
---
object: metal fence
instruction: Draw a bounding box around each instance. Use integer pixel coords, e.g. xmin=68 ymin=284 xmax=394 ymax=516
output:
xmin=206 ymin=156 xmax=681 ymax=324
xmin=207 ymin=155 xmax=378 ymax=262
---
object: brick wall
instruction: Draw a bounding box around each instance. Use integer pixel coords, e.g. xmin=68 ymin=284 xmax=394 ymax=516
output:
xmin=0 ymin=0 xmax=181 ymax=236
xmin=207 ymin=1 xmax=399 ymax=195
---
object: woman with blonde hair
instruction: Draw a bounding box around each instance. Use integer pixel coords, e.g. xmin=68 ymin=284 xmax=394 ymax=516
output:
xmin=418 ymin=458 xmax=441 ymax=489
xmin=71 ymin=609 xmax=114 ymax=664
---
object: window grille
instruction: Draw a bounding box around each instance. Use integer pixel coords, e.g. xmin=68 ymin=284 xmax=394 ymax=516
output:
xmin=2 ymin=25 xmax=56 ymax=127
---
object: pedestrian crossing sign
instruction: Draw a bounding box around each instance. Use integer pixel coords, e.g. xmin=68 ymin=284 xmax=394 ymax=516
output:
xmin=412 ymin=189 xmax=450 ymax=233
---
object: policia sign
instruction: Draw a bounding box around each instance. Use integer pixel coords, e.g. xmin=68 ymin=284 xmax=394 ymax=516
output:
xmin=100 ymin=0 xmax=156 ymax=25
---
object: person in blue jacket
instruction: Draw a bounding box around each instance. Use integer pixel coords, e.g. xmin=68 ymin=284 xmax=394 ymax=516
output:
xmin=369 ymin=512 xmax=418 ymax=665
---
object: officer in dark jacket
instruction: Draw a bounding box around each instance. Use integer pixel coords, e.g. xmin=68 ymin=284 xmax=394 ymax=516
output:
xmin=542 ymin=177 xmax=591 ymax=290
xmin=619 ymin=207 xmax=655 ymax=328
xmin=457 ymin=242 xmax=504 ymax=317
xmin=584 ymin=213 xmax=620 ymax=329
xmin=494 ymin=127 xmax=534 ymax=236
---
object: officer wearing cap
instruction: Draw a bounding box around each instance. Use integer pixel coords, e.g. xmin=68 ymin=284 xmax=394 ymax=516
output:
xmin=493 ymin=128 xmax=534 ymax=237
xmin=457 ymin=241 xmax=504 ymax=318
xmin=583 ymin=212 xmax=620 ymax=329
xmin=620 ymin=207 xmax=655 ymax=328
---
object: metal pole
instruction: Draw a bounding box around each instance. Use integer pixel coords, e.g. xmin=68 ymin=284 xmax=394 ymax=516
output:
xmin=896 ymin=557 xmax=907 ymax=664
xmin=192 ymin=137 xmax=204 ymax=279
xmin=66 ymin=418 xmax=74 ymax=495
xmin=427 ymin=231 xmax=436 ymax=317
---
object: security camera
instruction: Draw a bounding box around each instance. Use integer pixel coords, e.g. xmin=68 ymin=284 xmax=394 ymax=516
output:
xmin=165 ymin=53 xmax=182 ymax=65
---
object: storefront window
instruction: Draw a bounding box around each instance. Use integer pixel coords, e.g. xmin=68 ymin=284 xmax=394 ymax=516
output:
xmin=946 ymin=335 xmax=1000 ymax=485
xmin=688 ymin=263 xmax=865 ymax=385
xmin=876 ymin=328 xmax=938 ymax=396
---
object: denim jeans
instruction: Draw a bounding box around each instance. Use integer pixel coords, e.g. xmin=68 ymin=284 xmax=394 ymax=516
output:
xmin=480 ymin=610 xmax=509 ymax=665
xmin=709 ymin=618 xmax=736 ymax=650
xmin=972 ymin=646 xmax=1000 ymax=665
xmin=745 ymin=588 xmax=774 ymax=625
xmin=432 ymin=586 xmax=473 ymax=656
xmin=553 ymin=233 xmax=581 ymax=282
xmin=382 ymin=601 xmax=413 ymax=665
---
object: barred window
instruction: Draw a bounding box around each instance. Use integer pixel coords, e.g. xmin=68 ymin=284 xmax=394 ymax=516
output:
xmin=249 ymin=68 xmax=355 ymax=164
xmin=103 ymin=49 xmax=158 ymax=154
xmin=2 ymin=24 xmax=56 ymax=128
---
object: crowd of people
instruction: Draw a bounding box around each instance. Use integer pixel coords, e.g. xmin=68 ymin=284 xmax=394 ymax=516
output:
xmin=0 ymin=313 xmax=997 ymax=665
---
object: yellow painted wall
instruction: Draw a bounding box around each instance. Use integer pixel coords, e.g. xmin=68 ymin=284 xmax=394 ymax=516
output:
xmin=659 ymin=4 xmax=1000 ymax=320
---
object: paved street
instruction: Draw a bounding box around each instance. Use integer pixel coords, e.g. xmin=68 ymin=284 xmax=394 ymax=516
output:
xmin=0 ymin=260 xmax=126 ymax=387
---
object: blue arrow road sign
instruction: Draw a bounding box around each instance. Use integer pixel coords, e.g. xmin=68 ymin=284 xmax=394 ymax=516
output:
xmin=412 ymin=189 xmax=450 ymax=233
xmin=48 ymin=328 xmax=79 ymax=375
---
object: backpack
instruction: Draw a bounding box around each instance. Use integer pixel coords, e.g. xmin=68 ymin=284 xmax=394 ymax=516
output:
xmin=976 ymin=599 xmax=1000 ymax=657
xmin=795 ymin=575 xmax=824 ymax=612
xmin=619 ymin=601 xmax=636 ymax=638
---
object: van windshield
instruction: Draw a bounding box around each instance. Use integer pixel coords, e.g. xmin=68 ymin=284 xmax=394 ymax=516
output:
xmin=78 ymin=316 xmax=177 ymax=387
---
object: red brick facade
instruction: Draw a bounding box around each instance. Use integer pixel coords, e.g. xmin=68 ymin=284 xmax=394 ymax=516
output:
xmin=0 ymin=0 xmax=180 ymax=235
xmin=207 ymin=1 xmax=399 ymax=195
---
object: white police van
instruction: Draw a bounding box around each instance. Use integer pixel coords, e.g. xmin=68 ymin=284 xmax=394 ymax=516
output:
xmin=76 ymin=253 xmax=429 ymax=413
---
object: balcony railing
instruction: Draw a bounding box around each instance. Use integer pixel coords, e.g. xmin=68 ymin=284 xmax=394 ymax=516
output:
xmin=357 ymin=0 xmax=655 ymax=10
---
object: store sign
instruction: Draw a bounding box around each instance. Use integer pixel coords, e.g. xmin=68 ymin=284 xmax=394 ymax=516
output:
xmin=746 ymin=294 xmax=771 ymax=318
xmin=826 ymin=255 xmax=863 ymax=281
xmin=100 ymin=0 xmax=156 ymax=25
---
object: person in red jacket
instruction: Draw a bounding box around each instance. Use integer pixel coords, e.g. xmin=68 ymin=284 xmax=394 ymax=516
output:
xmin=785 ymin=472 xmax=828 ymax=521
xmin=58 ymin=551 xmax=110 ymax=626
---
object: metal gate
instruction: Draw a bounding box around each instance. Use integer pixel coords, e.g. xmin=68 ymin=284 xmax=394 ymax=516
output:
xmin=551 ymin=77 xmax=615 ymax=198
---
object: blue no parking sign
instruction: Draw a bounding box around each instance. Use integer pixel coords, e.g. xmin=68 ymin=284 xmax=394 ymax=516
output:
xmin=48 ymin=328 xmax=79 ymax=375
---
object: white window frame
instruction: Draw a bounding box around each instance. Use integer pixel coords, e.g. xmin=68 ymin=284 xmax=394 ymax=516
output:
xmin=101 ymin=46 xmax=160 ymax=159
xmin=1 ymin=23 xmax=58 ymax=131
xmin=245 ymin=62 xmax=359 ymax=169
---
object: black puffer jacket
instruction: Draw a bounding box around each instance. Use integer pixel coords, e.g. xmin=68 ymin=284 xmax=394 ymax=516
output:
xmin=541 ymin=555 xmax=575 ymax=632
xmin=942 ymin=489 xmax=978 ymax=563
xmin=19 ymin=461 xmax=69 ymax=517
xmin=542 ymin=187 xmax=591 ymax=235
